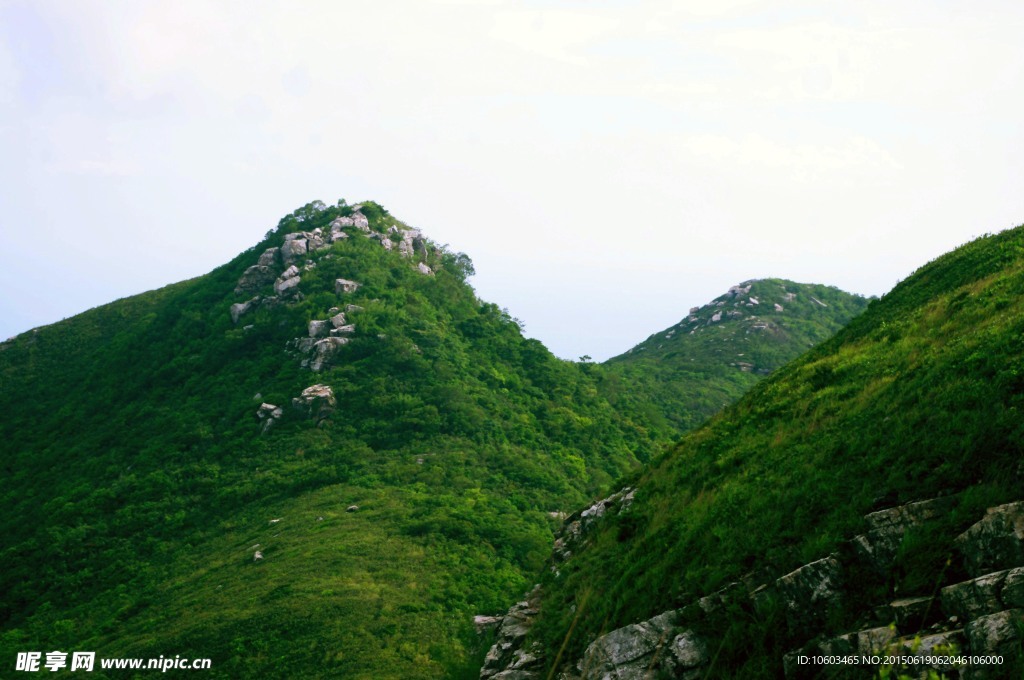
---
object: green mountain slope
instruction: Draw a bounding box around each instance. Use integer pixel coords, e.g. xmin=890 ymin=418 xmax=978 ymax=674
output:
xmin=502 ymin=226 xmax=1024 ymax=678
xmin=602 ymin=278 xmax=868 ymax=435
xmin=0 ymin=200 xmax=664 ymax=678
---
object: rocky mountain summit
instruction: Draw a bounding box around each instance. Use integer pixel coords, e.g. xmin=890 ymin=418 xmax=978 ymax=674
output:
xmin=230 ymin=204 xmax=434 ymax=373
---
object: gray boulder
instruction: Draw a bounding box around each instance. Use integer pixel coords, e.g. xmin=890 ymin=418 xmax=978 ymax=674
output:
xmin=230 ymin=298 xmax=257 ymax=324
xmin=235 ymin=265 xmax=277 ymax=294
xmin=956 ymin=502 xmax=1024 ymax=577
xmin=256 ymin=402 xmax=283 ymax=434
xmin=274 ymin=275 xmax=301 ymax=296
xmin=330 ymin=312 xmax=347 ymax=328
xmin=335 ymin=278 xmax=361 ymax=294
xmin=291 ymin=384 xmax=336 ymax=420
xmin=281 ymin=238 xmax=308 ymax=263
xmin=308 ymin=320 xmax=331 ymax=338
xmin=257 ymin=247 xmax=280 ymax=267
xmin=309 ymin=337 xmax=349 ymax=371
xmin=418 ymin=262 xmax=433 ymax=276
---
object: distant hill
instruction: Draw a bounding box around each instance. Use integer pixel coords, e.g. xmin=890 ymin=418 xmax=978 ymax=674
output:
xmin=601 ymin=278 xmax=869 ymax=436
xmin=480 ymin=226 xmax=1024 ymax=679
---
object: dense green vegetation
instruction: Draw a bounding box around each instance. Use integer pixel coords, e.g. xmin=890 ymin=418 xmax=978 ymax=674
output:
xmin=0 ymin=198 xmax=870 ymax=678
xmin=526 ymin=226 xmax=1024 ymax=677
xmin=0 ymin=200 xmax=664 ymax=678
xmin=602 ymin=278 xmax=868 ymax=434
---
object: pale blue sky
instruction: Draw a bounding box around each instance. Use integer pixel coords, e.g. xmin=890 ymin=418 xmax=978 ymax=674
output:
xmin=2 ymin=0 xmax=1023 ymax=360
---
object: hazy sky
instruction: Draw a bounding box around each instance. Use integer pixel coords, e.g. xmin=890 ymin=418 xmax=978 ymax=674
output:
xmin=2 ymin=1 xmax=1023 ymax=360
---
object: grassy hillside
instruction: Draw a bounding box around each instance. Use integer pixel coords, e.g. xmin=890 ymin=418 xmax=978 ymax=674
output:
xmin=0 ymin=200 xmax=664 ymax=678
xmin=602 ymin=278 xmax=869 ymax=435
xmin=524 ymin=226 xmax=1024 ymax=677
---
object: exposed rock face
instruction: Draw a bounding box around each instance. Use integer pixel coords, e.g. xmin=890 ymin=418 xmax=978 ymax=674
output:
xmin=235 ymin=265 xmax=278 ymax=294
xmin=309 ymin=320 xmax=331 ymax=338
xmin=417 ymin=262 xmax=433 ymax=276
xmin=256 ymin=403 xmax=283 ymax=434
xmin=291 ymin=384 xmax=335 ymax=421
xmin=481 ymin=494 xmax=1024 ymax=680
xmin=956 ymin=502 xmax=1024 ymax=577
xmin=274 ymin=275 xmax=300 ymax=297
xmin=335 ymin=278 xmax=361 ymax=295
xmin=280 ymin=237 xmax=308 ymax=263
xmin=853 ymin=496 xmax=957 ymax=574
xmin=480 ymin=589 xmax=542 ymax=680
xmin=754 ymin=556 xmax=843 ymax=637
xmin=231 ymin=299 xmax=256 ymax=324
xmin=257 ymin=247 xmax=280 ymax=267
xmin=577 ymin=610 xmax=708 ymax=680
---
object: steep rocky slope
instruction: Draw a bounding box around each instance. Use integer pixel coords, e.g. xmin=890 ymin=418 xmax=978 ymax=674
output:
xmin=480 ymin=226 xmax=1024 ymax=679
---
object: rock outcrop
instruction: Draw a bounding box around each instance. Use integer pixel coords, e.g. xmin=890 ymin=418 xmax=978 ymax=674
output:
xmin=256 ymin=403 xmax=283 ymax=434
xmin=480 ymin=494 xmax=1024 ymax=680
xmin=291 ymin=384 xmax=335 ymax=422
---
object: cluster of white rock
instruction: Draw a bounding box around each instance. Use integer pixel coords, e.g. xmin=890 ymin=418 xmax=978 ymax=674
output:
xmin=255 ymin=383 xmax=337 ymax=433
xmin=290 ymin=299 xmax=361 ymax=372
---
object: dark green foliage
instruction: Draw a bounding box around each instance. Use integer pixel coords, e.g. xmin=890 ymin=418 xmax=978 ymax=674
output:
xmin=527 ymin=227 xmax=1024 ymax=678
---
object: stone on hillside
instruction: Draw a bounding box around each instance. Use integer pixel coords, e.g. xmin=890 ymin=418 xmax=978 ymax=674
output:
xmin=418 ymin=262 xmax=433 ymax=275
xmin=956 ymin=502 xmax=1024 ymax=577
xmin=689 ymin=306 xmax=700 ymax=314
xmin=481 ymin=593 xmax=542 ymax=679
xmin=230 ymin=298 xmax=256 ymax=324
xmin=335 ymin=278 xmax=361 ymax=294
xmin=330 ymin=324 xmax=356 ymax=336
xmin=308 ymin=337 xmax=349 ymax=372
xmin=1003 ymin=567 xmax=1024 ymax=608
xmin=257 ymin=247 xmax=280 ymax=267
xmin=749 ymin=297 xmax=760 ymax=305
xmin=754 ymin=556 xmax=842 ymax=636
xmin=256 ymin=402 xmax=283 ymax=434
xmin=346 ymin=505 xmax=359 ymax=512
xmin=280 ymin=264 xmax=300 ymax=280
xmin=330 ymin=312 xmax=347 ymax=328
xmin=577 ymin=610 xmax=706 ymax=680
xmin=281 ymin=238 xmax=308 ymax=263
xmin=784 ymin=292 xmax=796 ymax=302
xmin=274 ymin=274 xmax=301 ymax=296
xmin=330 ymin=229 xmax=349 ymax=243
xmin=942 ymin=572 xmax=1008 ymax=620
xmin=398 ymin=236 xmax=414 ymax=257
xmin=253 ymin=550 xmax=263 ymax=561
xmin=345 ymin=304 xmax=364 ymax=313
xmin=853 ymin=496 xmax=957 ymax=573
xmin=381 ymin=237 xmax=393 ymax=251
xmin=235 ymin=265 xmax=277 ymax=294
xmin=711 ymin=312 xmax=722 ymax=322
xmin=890 ymin=596 xmax=939 ymax=632
xmin=308 ymin=320 xmax=330 ymax=338
xmin=966 ymin=610 xmax=1023 ymax=668
xmin=292 ymin=384 xmax=336 ymax=420
xmin=474 ymin=615 xmax=503 ymax=634
xmin=331 ymin=216 xmax=354 ymax=228
xmin=775 ymin=303 xmax=784 ymax=312
xmin=352 ymin=212 xmax=370 ymax=231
